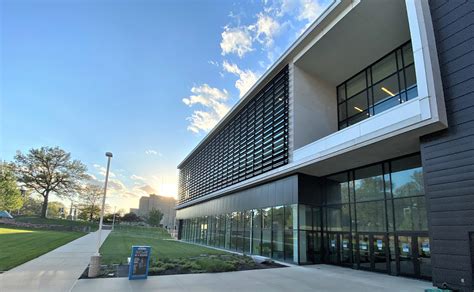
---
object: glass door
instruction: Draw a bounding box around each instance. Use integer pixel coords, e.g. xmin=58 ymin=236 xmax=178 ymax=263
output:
xmin=327 ymin=233 xmax=339 ymax=264
xmin=416 ymin=236 xmax=431 ymax=280
xmin=372 ymin=234 xmax=388 ymax=273
xmin=397 ymin=235 xmax=415 ymax=276
xmin=340 ymin=233 xmax=352 ymax=266
xmin=358 ymin=234 xmax=371 ymax=269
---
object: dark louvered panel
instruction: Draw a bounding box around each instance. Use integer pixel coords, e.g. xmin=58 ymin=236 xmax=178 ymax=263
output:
xmin=178 ymin=65 xmax=289 ymax=205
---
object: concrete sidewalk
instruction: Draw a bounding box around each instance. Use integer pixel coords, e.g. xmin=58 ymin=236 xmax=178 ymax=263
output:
xmin=0 ymin=230 xmax=111 ymax=292
xmin=71 ymin=264 xmax=432 ymax=292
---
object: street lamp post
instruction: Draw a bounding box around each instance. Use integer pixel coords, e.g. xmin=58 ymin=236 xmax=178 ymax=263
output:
xmin=18 ymin=186 xmax=27 ymax=215
xmin=88 ymin=152 xmax=113 ymax=278
xmin=112 ymin=206 xmax=116 ymax=231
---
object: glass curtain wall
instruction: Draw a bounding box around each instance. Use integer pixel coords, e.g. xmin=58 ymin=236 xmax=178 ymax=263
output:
xmin=298 ymin=153 xmax=429 ymax=279
xmin=180 ymin=205 xmax=298 ymax=263
xmin=337 ymin=41 xmax=417 ymax=129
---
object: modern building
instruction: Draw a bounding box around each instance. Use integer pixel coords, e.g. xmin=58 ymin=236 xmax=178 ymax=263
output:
xmin=137 ymin=194 xmax=176 ymax=228
xmin=176 ymin=0 xmax=473 ymax=290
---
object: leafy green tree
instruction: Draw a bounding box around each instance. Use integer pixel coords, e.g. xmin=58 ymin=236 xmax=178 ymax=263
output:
xmin=14 ymin=146 xmax=88 ymax=218
xmin=0 ymin=163 xmax=23 ymax=211
xmin=122 ymin=212 xmax=141 ymax=222
xmin=80 ymin=184 xmax=103 ymax=221
xmin=20 ymin=196 xmax=43 ymax=215
xmin=78 ymin=204 xmax=101 ymax=221
xmin=47 ymin=201 xmax=66 ymax=218
xmin=147 ymin=208 xmax=164 ymax=227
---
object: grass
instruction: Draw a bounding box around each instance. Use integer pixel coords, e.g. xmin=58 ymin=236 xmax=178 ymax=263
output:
xmin=100 ymin=225 xmax=226 ymax=265
xmin=99 ymin=225 xmax=264 ymax=276
xmin=0 ymin=226 xmax=85 ymax=271
xmin=14 ymin=216 xmax=98 ymax=230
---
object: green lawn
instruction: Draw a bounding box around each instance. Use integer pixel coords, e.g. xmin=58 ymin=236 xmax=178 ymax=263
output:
xmin=15 ymin=216 xmax=98 ymax=230
xmin=100 ymin=225 xmax=226 ymax=265
xmin=0 ymin=227 xmax=85 ymax=271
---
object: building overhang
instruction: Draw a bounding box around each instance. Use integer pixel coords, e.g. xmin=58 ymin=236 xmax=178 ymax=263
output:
xmin=176 ymin=0 xmax=447 ymax=210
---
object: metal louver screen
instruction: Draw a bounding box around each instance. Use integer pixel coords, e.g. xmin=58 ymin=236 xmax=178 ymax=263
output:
xmin=178 ymin=65 xmax=289 ymax=205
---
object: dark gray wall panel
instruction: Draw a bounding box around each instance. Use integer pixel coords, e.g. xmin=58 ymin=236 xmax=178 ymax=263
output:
xmin=421 ymin=1 xmax=474 ymax=290
xmin=176 ymin=175 xmax=298 ymax=219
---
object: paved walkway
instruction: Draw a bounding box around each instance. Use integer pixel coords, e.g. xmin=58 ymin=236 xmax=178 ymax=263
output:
xmin=71 ymin=264 xmax=432 ymax=292
xmin=0 ymin=230 xmax=111 ymax=292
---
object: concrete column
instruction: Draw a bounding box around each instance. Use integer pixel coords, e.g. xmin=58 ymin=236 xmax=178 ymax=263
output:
xmin=88 ymin=255 xmax=101 ymax=278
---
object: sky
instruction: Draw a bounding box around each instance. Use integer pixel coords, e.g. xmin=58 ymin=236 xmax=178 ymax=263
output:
xmin=0 ymin=0 xmax=332 ymax=211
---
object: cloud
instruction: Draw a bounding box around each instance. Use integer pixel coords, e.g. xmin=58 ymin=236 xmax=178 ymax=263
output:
xmin=130 ymin=174 xmax=146 ymax=181
xmin=183 ymin=84 xmax=230 ymax=133
xmin=297 ymin=0 xmax=325 ymax=23
xmin=222 ymin=61 xmax=259 ymax=98
xmin=220 ymin=26 xmax=254 ymax=58
xmin=107 ymin=178 xmax=126 ymax=191
xmin=93 ymin=164 xmax=116 ymax=178
xmin=145 ymin=149 xmax=163 ymax=156
xmin=253 ymin=13 xmax=281 ymax=47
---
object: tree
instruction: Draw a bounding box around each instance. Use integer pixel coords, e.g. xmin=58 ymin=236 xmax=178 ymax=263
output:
xmin=80 ymin=184 xmax=103 ymax=221
xmin=77 ymin=204 xmax=101 ymax=221
xmin=122 ymin=212 xmax=141 ymax=222
xmin=0 ymin=163 xmax=23 ymax=211
xmin=20 ymin=196 xmax=43 ymax=216
xmin=47 ymin=201 xmax=66 ymax=218
xmin=147 ymin=208 xmax=163 ymax=227
xmin=14 ymin=146 xmax=88 ymax=218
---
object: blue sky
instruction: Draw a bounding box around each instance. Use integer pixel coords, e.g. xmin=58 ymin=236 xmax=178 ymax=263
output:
xmin=1 ymin=0 xmax=331 ymax=210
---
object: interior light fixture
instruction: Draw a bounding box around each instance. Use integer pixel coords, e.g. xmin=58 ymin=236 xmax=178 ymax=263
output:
xmin=381 ymin=87 xmax=395 ymax=97
xmin=354 ymin=106 xmax=363 ymax=112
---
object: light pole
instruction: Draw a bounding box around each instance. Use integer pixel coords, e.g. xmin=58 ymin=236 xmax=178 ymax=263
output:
xmin=88 ymin=152 xmax=113 ymax=278
xmin=112 ymin=206 xmax=116 ymax=231
xmin=18 ymin=186 xmax=27 ymax=215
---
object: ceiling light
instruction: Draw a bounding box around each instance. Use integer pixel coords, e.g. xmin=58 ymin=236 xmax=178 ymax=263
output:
xmin=381 ymin=87 xmax=395 ymax=97
xmin=354 ymin=106 xmax=363 ymax=112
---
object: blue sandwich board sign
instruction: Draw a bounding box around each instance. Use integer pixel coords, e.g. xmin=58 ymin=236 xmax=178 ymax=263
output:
xmin=128 ymin=246 xmax=151 ymax=280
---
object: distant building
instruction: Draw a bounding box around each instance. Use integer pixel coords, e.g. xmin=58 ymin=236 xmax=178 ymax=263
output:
xmin=137 ymin=194 xmax=176 ymax=228
xmin=129 ymin=208 xmax=139 ymax=214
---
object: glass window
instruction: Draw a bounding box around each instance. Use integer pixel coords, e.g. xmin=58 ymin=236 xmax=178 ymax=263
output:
xmin=355 ymin=201 xmax=386 ymax=232
xmin=354 ymin=165 xmax=385 ymax=201
xmin=337 ymin=84 xmax=346 ymax=103
xmin=337 ymin=41 xmax=417 ymax=130
xmin=347 ymin=91 xmax=368 ymax=117
xmin=326 ymin=173 xmax=350 ymax=204
xmin=402 ymin=43 xmax=414 ymax=65
xmin=391 ymin=155 xmax=424 ymax=198
xmin=404 ymin=65 xmax=417 ymax=90
xmin=243 ymin=211 xmax=251 ymax=253
xmin=326 ymin=204 xmax=350 ymax=232
xmin=394 ymin=196 xmax=428 ymax=231
xmin=372 ymin=52 xmax=397 ymax=84
xmin=372 ymin=74 xmax=400 ymax=106
xmin=252 ymin=210 xmax=262 ymax=255
xmin=272 ymin=206 xmax=284 ymax=261
xmin=299 ymin=205 xmax=313 ymax=230
xmin=261 ymin=208 xmax=272 ymax=257
xmin=346 ymin=71 xmax=367 ymax=98
xmin=338 ymin=104 xmax=347 ymax=121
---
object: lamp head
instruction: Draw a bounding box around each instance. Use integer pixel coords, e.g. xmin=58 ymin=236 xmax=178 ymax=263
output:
xmin=105 ymin=152 xmax=113 ymax=158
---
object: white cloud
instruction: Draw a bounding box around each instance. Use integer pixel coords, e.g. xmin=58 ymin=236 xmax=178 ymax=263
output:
xmin=130 ymin=174 xmax=146 ymax=181
xmin=297 ymin=0 xmax=325 ymax=23
xmin=254 ymin=13 xmax=280 ymax=47
xmin=145 ymin=149 xmax=162 ymax=156
xmin=222 ymin=61 xmax=259 ymax=98
xmin=183 ymin=84 xmax=230 ymax=133
xmin=93 ymin=164 xmax=116 ymax=178
xmin=220 ymin=26 xmax=254 ymax=58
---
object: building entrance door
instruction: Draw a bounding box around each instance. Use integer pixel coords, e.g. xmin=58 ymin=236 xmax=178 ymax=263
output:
xmin=357 ymin=233 xmax=388 ymax=273
xmin=397 ymin=234 xmax=431 ymax=279
xmin=326 ymin=233 xmax=352 ymax=266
